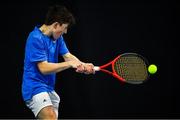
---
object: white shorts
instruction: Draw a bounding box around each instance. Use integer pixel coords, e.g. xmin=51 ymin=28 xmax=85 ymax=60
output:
xmin=25 ymin=91 xmax=60 ymax=117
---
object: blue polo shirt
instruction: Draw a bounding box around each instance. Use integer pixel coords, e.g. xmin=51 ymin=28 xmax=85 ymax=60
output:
xmin=22 ymin=26 xmax=69 ymax=101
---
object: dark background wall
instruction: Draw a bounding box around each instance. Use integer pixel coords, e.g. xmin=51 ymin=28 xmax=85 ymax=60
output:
xmin=0 ymin=0 xmax=179 ymax=119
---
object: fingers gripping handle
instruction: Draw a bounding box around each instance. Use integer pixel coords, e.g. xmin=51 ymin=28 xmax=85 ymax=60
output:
xmin=94 ymin=66 xmax=100 ymax=71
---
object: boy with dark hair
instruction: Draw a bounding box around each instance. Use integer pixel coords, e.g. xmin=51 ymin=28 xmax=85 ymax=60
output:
xmin=22 ymin=5 xmax=94 ymax=119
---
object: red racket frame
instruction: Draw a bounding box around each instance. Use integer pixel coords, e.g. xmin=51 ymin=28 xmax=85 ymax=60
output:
xmin=98 ymin=55 xmax=126 ymax=83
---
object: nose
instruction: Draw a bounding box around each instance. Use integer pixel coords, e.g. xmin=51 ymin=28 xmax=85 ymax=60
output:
xmin=63 ymin=29 xmax=67 ymax=34
xmin=64 ymin=29 xmax=67 ymax=34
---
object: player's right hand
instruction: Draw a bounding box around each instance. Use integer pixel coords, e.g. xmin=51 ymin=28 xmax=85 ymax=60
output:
xmin=75 ymin=64 xmax=86 ymax=73
xmin=68 ymin=60 xmax=84 ymax=69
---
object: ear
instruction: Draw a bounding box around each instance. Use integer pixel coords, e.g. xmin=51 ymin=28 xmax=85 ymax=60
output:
xmin=52 ymin=22 xmax=59 ymax=28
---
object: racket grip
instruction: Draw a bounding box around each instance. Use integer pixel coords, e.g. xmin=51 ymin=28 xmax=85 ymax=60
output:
xmin=94 ymin=66 xmax=100 ymax=71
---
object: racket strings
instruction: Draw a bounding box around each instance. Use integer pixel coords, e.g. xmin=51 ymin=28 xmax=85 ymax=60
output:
xmin=114 ymin=55 xmax=148 ymax=84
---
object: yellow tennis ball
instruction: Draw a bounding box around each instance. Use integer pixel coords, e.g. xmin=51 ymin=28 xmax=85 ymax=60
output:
xmin=148 ymin=64 xmax=157 ymax=74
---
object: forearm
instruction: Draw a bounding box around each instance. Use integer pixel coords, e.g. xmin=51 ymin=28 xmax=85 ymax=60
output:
xmin=63 ymin=53 xmax=79 ymax=61
xmin=62 ymin=53 xmax=95 ymax=74
xmin=37 ymin=61 xmax=72 ymax=75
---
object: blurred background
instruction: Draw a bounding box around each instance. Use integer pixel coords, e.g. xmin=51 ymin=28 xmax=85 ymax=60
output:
xmin=0 ymin=0 xmax=179 ymax=119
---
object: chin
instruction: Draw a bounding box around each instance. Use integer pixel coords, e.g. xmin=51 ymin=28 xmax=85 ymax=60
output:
xmin=54 ymin=35 xmax=61 ymax=40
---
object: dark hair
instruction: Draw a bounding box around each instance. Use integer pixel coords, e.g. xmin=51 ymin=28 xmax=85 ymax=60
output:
xmin=45 ymin=5 xmax=75 ymax=28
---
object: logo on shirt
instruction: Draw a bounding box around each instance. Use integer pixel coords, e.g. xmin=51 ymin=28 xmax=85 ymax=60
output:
xmin=43 ymin=99 xmax=47 ymax=103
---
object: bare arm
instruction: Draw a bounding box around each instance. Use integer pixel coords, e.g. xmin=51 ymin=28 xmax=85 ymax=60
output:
xmin=37 ymin=60 xmax=81 ymax=75
xmin=37 ymin=53 xmax=94 ymax=75
xmin=63 ymin=53 xmax=83 ymax=63
xmin=63 ymin=53 xmax=95 ymax=74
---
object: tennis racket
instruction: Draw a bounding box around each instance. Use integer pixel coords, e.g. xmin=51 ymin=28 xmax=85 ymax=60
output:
xmin=94 ymin=53 xmax=149 ymax=84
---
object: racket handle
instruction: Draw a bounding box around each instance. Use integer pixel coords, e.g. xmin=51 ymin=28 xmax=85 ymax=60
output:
xmin=94 ymin=66 xmax=100 ymax=71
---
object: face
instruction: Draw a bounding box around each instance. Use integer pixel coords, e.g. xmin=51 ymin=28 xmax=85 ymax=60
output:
xmin=52 ymin=23 xmax=69 ymax=40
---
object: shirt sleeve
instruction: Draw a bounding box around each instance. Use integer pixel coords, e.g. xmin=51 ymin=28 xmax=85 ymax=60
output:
xmin=58 ymin=36 xmax=70 ymax=55
xmin=28 ymin=36 xmax=47 ymax=62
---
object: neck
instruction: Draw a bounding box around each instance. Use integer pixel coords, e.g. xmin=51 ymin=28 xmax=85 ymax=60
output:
xmin=39 ymin=24 xmax=52 ymax=36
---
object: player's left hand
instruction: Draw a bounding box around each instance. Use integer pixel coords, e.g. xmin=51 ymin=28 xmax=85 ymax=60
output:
xmin=83 ymin=63 xmax=95 ymax=74
xmin=76 ymin=63 xmax=95 ymax=74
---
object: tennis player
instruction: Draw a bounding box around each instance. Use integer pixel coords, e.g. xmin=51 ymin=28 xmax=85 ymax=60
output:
xmin=22 ymin=5 xmax=95 ymax=119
